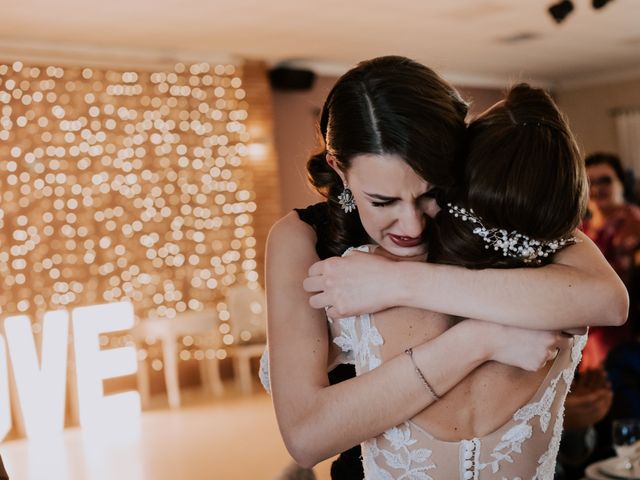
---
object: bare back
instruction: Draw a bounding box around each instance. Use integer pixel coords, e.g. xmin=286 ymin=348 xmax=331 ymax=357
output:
xmin=328 ymin=245 xmax=585 ymax=478
xmin=373 ymin=306 xmax=553 ymax=441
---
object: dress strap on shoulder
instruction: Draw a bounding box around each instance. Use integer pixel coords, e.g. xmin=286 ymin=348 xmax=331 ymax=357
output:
xmin=294 ymin=202 xmax=328 ymax=229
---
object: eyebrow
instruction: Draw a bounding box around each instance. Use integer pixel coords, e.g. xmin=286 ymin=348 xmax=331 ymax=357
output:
xmin=364 ymin=190 xmax=433 ymax=201
xmin=364 ymin=192 xmax=398 ymax=201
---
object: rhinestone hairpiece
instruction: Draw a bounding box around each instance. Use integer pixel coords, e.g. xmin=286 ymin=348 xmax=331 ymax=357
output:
xmin=447 ymin=203 xmax=578 ymax=263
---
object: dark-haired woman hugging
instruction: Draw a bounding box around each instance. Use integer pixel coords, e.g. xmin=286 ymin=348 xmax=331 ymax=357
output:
xmin=265 ymin=57 xmax=627 ymax=479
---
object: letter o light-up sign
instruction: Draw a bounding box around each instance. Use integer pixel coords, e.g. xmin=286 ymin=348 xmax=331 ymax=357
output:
xmin=0 ymin=302 xmax=140 ymax=440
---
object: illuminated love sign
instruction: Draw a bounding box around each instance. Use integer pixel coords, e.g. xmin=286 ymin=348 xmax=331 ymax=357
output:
xmin=0 ymin=302 xmax=140 ymax=441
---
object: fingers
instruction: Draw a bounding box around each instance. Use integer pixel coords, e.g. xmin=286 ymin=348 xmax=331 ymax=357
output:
xmin=326 ymin=306 xmax=339 ymax=319
xmin=308 ymin=253 xmax=366 ymax=277
xmin=538 ymin=332 xmax=569 ymax=368
xmin=303 ymin=275 xmax=325 ymax=293
xmin=309 ymin=292 xmax=329 ymax=310
xmin=553 ymin=333 xmax=571 ymax=351
xmin=309 ymin=294 xmax=341 ymax=318
xmin=308 ymin=258 xmax=333 ymax=277
xmin=561 ymin=327 xmax=587 ymax=336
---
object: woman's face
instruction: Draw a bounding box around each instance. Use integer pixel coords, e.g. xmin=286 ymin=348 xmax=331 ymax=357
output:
xmin=587 ymin=162 xmax=624 ymax=211
xmin=336 ymin=153 xmax=437 ymax=258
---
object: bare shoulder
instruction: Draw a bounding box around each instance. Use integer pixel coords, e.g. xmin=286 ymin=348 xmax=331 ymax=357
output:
xmin=270 ymin=211 xmax=316 ymax=237
xmin=268 ymin=211 xmax=317 ymax=255
xmin=267 ymin=211 xmax=320 ymax=278
xmin=266 ymin=213 xmax=326 ymax=342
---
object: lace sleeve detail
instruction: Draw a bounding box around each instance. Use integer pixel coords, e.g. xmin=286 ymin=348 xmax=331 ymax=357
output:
xmin=343 ymin=245 xmax=375 ymax=257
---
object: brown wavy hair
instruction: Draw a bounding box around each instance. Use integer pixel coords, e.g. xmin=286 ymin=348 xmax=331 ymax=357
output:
xmin=429 ymin=83 xmax=588 ymax=268
xmin=306 ymin=56 xmax=468 ymax=256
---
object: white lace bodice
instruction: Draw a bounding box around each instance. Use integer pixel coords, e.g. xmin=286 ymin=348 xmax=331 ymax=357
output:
xmin=260 ymin=244 xmax=585 ymax=480
xmin=330 ymin=254 xmax=585 ymax=480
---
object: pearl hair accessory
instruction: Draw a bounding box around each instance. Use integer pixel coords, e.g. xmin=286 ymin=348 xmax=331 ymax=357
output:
xmin=447 ymin=203 xmax=578 ymax=263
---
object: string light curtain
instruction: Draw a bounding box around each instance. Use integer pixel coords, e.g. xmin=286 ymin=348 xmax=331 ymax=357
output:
xmin=0 ymin=61 xmax=259 ymax=322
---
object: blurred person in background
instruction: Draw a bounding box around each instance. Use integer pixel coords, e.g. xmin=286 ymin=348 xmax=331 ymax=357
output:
xmin=555 ymin=152 xmax=640 ymax=479
xmin=581 ymin=152 xmax=640 ymax=370
xmin=583 ymin=152 xmax=640 ymax=285
xmin=555 ymin=370 xmax=613 ymax=479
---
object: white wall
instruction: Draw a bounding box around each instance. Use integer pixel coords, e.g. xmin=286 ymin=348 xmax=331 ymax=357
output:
xmin=557 ymin=77 xmax=640 ymax=160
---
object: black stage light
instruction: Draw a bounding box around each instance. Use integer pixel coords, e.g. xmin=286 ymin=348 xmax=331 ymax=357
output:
xmin=548 ymin=0 xmax=574 ymax=23
xmin=592 ymin=0 xmax=613 ymax=9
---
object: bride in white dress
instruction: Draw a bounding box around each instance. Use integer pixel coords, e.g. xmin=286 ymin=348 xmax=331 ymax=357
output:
xmin=322 ymin=84 xmax=588 ymax=479
xmin=264 ymin=57 xmax=627 ymax=480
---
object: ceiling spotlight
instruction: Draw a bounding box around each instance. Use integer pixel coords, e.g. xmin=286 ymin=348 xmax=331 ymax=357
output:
xmin=548 ymin=0 xmax=574 ymax=23
xmin=592 ymin=0 xmax=613 ymax=9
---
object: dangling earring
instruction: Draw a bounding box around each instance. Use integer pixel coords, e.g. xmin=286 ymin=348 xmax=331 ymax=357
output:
xmin=338 ymin=184 xmax=356 ymax=213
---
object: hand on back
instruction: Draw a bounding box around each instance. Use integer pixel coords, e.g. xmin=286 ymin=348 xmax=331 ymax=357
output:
xmin=466 ymin=319 xmax=570 ymax=372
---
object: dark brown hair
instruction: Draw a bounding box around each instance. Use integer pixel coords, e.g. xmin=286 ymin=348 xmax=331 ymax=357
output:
xmin=306 ymin=56 xmax=468 ymax=256
xmin=429 ymin=83 xmax=588 ymax=268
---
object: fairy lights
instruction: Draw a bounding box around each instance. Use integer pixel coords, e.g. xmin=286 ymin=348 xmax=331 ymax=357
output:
xmin=0 ymin=59 xmax=273 ymax=438
xmin=0 ymin=60 xmax=260 ymax=323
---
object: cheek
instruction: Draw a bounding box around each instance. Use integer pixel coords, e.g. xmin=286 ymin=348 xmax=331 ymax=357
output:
xmin=612 ymin=182 xmax=625 ymax=197
xmin=357 ymin=205 xmax=391 ymax=237
xmin=598 ymin=186 xmax=615 ymax=200
xmin=591 ymin=185 xmax=610 ymax=198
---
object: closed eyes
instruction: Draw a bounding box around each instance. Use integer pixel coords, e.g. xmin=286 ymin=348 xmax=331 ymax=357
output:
xmin=371 ymin=199 xmax=396 ymax=207
xmin=367 ymin=189 xmax=437 ymax=208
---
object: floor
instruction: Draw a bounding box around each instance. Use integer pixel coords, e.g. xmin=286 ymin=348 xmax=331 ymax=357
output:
xmin=0 ymin=389 xmax=334 ymax=480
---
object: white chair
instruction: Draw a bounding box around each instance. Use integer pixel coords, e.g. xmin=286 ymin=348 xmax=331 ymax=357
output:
xmin=132 ymin=309 xmax=223 ymax=409
xmin=226 ymin=284 xmax=267 ymax=394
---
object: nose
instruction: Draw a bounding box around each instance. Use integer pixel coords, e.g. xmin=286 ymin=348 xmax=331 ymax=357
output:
xmin=397 ymin=205 xmax=426 ymax=238
xmin=588 ymin=182 xmax=603 ymax=199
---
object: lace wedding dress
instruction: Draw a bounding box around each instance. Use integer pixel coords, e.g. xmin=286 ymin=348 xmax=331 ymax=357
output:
xmin=327 ymin=246 xmax=586 ymax=480
xmin=260 ymin=245 xmax=585 ymax=480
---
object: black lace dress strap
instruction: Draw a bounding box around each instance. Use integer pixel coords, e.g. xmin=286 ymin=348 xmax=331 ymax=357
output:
xmin=0 ymin=455 xmax=9 ymax=480
xmin=294 ymin=203 xmax=364 ymax=480
xmin=294 ymin=202 xmax=333 ymax=261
